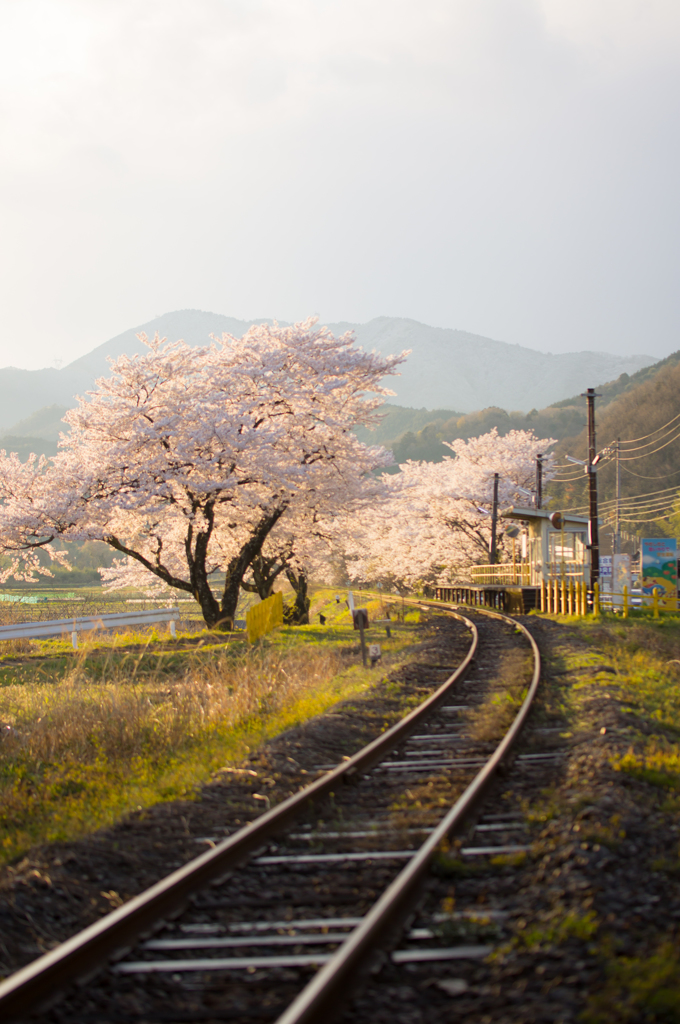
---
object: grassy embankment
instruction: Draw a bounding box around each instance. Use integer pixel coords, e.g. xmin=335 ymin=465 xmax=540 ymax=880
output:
xmin=537 ymin=606 xmax=680 ymax=1020
xmin=0 ymin=587 xmax=420 ymax=866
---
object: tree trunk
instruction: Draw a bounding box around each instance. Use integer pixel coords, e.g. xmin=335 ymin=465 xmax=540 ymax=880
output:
xmin=241 ymin=553 xmax=287 ymax=600
xmin=105 ymin=505 xmax=287 ymax=631
xmin=218 ymin=507 xmax=288 ymax=629
xmin=284 ymin=567 xmax=310 ymax=625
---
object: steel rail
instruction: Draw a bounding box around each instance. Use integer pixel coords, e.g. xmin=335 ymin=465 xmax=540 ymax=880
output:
xmin=274 ymin=603 xmax=541 ymax=1024
xmin=0 ymin=610 xmax=478 ymax=1022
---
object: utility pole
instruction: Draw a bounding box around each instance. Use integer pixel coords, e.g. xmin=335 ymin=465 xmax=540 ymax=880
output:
xmin=490 ymin=472 xmax=499 ymax=565
xmin=582 ymin=388 xmax=601 ymax=589
xmin=614 ymin=438 xmax=621 ymax=556
xmin=535 ymin=454 xmax=543 ymax=510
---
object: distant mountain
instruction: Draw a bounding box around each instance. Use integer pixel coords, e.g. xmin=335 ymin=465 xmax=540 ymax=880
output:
xmin=63 ymin=310 xmax=275 ymax=387
xmin=0 ymin=309 xmax=657 ymax=430
xmin=324 ymin=317 xmax=656 ymax=412
xmin=6 ymin=404 xmax=70 ymax=442
xmin=359 ymin=351 xmax=680 ymax=467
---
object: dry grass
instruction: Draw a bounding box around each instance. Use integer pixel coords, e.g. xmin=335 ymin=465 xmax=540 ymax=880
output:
xmin=0 ymin=641 xmax=347 ymax=862
xmin=0 ymin=645 xmax=342 ymax=766
xmin=465 ymin=648 xmax=532 ymax=742
xmin=0 ymin=588 xmax=420 ymax=862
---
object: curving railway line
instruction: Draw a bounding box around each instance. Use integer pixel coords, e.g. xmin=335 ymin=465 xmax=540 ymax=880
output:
xmin=0 ymin=601 xmax=554 ymax=1024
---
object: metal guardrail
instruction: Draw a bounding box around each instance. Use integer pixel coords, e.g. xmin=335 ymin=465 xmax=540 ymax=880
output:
xmin=0 ymin=607 xmax=181 ymax=649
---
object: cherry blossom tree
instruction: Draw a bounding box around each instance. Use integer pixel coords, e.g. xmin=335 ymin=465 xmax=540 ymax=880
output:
xmin=343 ymin=428 xmax=556 ymax=590
xmin=0 ymin=320 xmax=405 ymax=628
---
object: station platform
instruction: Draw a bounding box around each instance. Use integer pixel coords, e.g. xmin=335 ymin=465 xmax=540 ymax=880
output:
xmin=431 ymin=585 xmax=540 ymax=615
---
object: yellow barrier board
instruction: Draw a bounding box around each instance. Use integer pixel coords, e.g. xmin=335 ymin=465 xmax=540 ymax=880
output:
xmin=246 ymin=592 xmax=284 ymax=643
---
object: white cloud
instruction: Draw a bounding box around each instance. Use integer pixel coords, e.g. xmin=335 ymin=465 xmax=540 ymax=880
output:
xmin=0 ymin=0 xmax=679 ymax=367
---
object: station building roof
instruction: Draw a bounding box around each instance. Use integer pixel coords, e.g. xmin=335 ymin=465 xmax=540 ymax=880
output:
xmin=501 ymin=506 xmax=591 ymax=527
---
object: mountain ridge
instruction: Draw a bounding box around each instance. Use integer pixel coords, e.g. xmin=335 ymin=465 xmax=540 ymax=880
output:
xmin=0 ymin=309 xmax=656 ymax=430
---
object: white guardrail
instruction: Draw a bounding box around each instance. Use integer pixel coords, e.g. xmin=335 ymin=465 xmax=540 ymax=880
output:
xmin=0 ymin=608 xmax=181 ymax=649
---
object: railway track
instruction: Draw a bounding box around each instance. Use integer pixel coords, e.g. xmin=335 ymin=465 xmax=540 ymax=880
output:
xmin=0 ymin=601 xmax=551 ymax=1024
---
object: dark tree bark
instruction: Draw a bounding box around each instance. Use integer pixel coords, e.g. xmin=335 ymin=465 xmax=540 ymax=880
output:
xmin=241 ymin=552 xmax=289 ymax=601
xmin=106 ymin=504 xmax=288 ymax=630
xmin=284 ymin=566 xmax=310 ymax=625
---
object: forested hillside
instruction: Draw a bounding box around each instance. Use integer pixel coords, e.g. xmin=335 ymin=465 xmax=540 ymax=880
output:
xmin=377 ymin=404 xmax=587 ymax=466
xmin=550 ymin=350 xmax=680 ymax=412
xmin=547 ymin=359 xmax=680 ymax=538
xmin=366 ymin=350 xmax=680 ymax=471
xmin=0 ymin=406 xmax=67 ymax=460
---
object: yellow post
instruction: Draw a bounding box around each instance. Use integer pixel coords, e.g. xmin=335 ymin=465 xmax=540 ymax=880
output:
xmin=593 ymin=580 xmax=600 ymax=616
xmin=554 ymin=579 xmax=559 ymax=614
xmin=568 ymin=579 xmax=573 ymax=616
xmin=623 ymin=584 xmax=629 ymax=619
xmin=540 ymin=579 xmax=546 ymax=612
xmin=582 ymin=580 xmax=587 ymax=616
xmin=653 ymin=587 xmax=660 ymax=619
xmin=561 ymin=578 xmax=567 ymax=616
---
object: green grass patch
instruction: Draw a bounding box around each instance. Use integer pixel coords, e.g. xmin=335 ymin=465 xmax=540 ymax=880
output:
xmin=512 ymin=907 xmax=598 ymax=951
xmin=584 ymin=940 xmax=680 ymax=1023
xmin=431 ymin=853 xmax=490 ymax=878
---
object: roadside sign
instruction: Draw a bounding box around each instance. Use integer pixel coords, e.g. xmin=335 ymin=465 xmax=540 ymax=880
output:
xmin=600 ymin=556 xmax=612 ymax=593
xmin=613 ymin=554 xmax=631 ymax=610
xmin=641 ymin=538 xmax=678 ymax=609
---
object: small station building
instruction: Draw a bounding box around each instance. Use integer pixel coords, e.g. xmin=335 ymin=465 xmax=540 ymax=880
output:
xmin=432 ymin=506 xmax=592 ymax=614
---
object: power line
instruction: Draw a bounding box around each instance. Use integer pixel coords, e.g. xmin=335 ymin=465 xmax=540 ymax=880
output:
xmin=619 ymin=428 xmax=680 ymax=461
xmin=621 ymin=464 xmax=680 ymax=480
xmin=617 ymin=410 xmax=680 ymax=446
xmin=619 ymin=424 xmax=680 ymax=454
xmin=612 ymin=512 xmax=676 ymax=524
xmin=602 ymin=497 xmax=677 ymax=514
xmin=598 ymin=497 xmax=677 ymax=514
xmin=556 ymin=485 xmax=680 ymax=516
xmin=597 ymin=483 xmax=680 ymax=505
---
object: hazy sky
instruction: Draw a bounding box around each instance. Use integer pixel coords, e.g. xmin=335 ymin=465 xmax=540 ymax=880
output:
xmin=1 ymin=0 xmax=679 ymax=369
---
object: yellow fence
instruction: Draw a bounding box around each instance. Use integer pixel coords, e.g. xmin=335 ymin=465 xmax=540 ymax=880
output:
xmin=597 ymin=585 xmax=678 ymax=619
xmin=542 ymin=580 xmax=678 ymax=618
xmin=541 ymin=578 xmax=589 ymax=615
xmin=470 ymin=563 xmax=531 ymax=586
xmin=246 ymin=592 xmax=284 ymax=642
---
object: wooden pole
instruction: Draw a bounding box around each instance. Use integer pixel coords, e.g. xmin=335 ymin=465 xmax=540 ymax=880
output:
xmin=584 ymin=387 xmax=601 ymax=591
